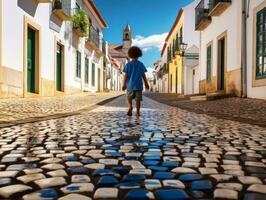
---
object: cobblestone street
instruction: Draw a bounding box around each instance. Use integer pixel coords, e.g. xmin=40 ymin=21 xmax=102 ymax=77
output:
xmin=0 ymin=95 xmax=265 ymax=199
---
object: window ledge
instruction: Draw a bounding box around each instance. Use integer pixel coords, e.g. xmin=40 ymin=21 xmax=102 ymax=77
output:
xmin=253 ymin=78 xmax=266 ymax=87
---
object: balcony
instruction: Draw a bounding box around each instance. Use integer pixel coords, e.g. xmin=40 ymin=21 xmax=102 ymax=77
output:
xmin=52 ymin=0 xmax=72 ymax=21
xmin=102 ymin=39 xmax=107 ymax=56
xmin=209 ymin=0 xmax=231 ymax=16
xmin=86 ymin=26 xmax=103 ymax=55
xmin=174 ymin=37 xmax=182 ymax=56
xmin=195 ymin=0 xmax=211 ymax=31
xmin=35 ymin=0 xmax=53 ymax=3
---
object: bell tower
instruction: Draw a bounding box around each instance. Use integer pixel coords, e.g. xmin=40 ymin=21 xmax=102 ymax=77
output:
xmin=122 ymin=24 xmax=132 ymax=53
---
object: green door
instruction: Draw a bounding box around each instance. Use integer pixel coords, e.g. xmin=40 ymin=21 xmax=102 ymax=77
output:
xmin=56 ymin=44 xmax=63 ymax=91
xmin=85 ymin=57 xmax=89 ymax=84
xmin=27 ymin=27 xmax=36 ymax=93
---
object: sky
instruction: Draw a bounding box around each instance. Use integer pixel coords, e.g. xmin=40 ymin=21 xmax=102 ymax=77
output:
xmin=94 ymin=0 xmax=193 ymax=70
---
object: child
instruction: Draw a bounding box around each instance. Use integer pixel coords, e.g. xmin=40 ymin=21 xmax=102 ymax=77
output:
xmin=122 ymin=46 xmax=149 ymax=116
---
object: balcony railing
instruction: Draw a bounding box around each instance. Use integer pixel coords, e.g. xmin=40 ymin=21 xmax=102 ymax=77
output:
xmin=173 ymin=37 xmax=182 ymax=55
xmin=195 ymin=0 xmax=211 ymax=31
xmin=102 ymin=39 xmax=107 ymax=56
xmin=52 ymin=0 xmax=72 ymax=21
xmin=86 ymin=26 xmax=100 ymax=49
xmin=209 ymin=0 xmax=231 ymax=16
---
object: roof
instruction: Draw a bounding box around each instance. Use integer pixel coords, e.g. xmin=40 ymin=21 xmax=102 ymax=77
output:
xmin=109 ymin=45 xmax=123 ymax=50
xmin=124 ymin=24 xmax=131 ymax=31
xmin=161 ymin=43 xmax=167 ymax=56
xmin=87 ymin=0 xmax=108 ymax=28
xmin=109 ymin=48 xmax=128 ymax=59
xmin=165 ymin=9 xmax=183 ymax=43
xmin=109 ymin=56 xmax=120 ymax=68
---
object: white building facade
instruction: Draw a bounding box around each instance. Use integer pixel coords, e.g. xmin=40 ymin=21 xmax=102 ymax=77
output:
xmin=197 ymin=0 xmax=266 ymax=99
xmin=151 ymin=61 xmax=161 ymax=93
xmin=159 ymin=44 xmax=169 ymax=93
xmin=0 ymin=0 xmax=107 ymax=98
xmin=106 ymin=56 xmax=122 ymax=92
xmin=197 ymin=0 xmax=242 ymax=97
xmin=246 ymin=0 xmax=266 ymax=99
xmin=183 ymin=0 xmax=200 ymax=95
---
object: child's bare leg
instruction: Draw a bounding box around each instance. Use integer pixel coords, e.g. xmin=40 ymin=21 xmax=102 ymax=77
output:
xmin=127 ymin=99 xmax=133 ymax=116
xmin=136 ymin=99 xmax=141 ymax=116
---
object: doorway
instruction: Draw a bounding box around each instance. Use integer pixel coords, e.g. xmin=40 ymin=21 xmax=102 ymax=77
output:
xmin=192 ymin=69 xmax=195 ymax=94
xmin=27 ymin=27 xmax=36 ymax=93
xmin=175 ymin=67 xmax=178 ymax=93
xmin=56 ymin=43 xmax=63 ymax=91
xmin=170 ymin=74 xmax=172 ymax=93
xmin=218 ymin=37 xmax=226 ymax=91
xmin=98 ymin=68 xmax=101 ymax=92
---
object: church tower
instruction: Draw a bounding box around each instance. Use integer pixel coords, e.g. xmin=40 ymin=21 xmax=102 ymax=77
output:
xmin=122 ymin=24 xmax=132 ymax=53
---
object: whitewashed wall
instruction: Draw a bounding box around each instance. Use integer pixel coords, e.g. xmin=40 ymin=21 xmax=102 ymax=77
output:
xmin=183 ymin=0 xmax=200 ymax=48
xmin=199 ymin=0 xmax=242 ymax=82
xmin=2 ymin=0 xmax=105 ymax=94
xmin=183 ymin=0 xmax=200 ymax=95
xmin=246 ymin=0 xmax=266 ymax=99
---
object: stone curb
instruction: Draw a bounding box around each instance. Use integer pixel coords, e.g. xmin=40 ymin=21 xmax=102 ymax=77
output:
xmin=0 ymin=94 xmax=123 ymax=128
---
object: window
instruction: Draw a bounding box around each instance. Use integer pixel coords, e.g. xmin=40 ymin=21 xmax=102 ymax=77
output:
xmin=169 ymin=44 xmax=172 ymax=60
xmin=76 ymin=51 xmax=81 ymax=78
xmin=176 ymin=33 xmax=179 ymax=51
xmin=125 ymin=33 xmax=129 ymax=39
xmin=85 ymin=57 xmax=89 ymax=84
xmin=256 ymin=8 xmax=266 ymax=79
xmin=172 ymin=39 xmax=175 ymax=57
xmin=180 ymin=26 xmax=183 ymax=44
xmin=75 ymin=3 xmax=80 ymax=10
xmin=74 ymin=3 xmax=80 ymax=14
xmin=92 ymin=62 xmax=95 ymax=86
xmin=206 ymin=45 xmax=212 ymax=83
xmin=170 ymin=74 xmax=172 ymax=92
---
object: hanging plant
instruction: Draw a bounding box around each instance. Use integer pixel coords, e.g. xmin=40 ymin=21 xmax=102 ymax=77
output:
xmin=71 ymin=9 xmax=90 ymax=37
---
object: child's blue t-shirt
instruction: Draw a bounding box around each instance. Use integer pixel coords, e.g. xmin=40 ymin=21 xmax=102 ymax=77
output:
xmin=123 ymin=60 xmax=147 ymax=91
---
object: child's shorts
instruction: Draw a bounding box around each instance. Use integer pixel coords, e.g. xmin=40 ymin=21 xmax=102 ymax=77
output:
xmin=127 ymin=90 xmax=143 ymax=101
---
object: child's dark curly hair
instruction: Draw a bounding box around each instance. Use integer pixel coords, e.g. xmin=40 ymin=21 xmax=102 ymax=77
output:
xmin=128 ymin=46 xmax=142 ymax=59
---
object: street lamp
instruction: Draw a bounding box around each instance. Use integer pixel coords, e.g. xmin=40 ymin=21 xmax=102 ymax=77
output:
xmin=179 ymin=42 xmax=188 ymax=56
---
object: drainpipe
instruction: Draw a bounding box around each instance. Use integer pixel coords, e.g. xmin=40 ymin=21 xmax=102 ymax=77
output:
xmin=241 ymin=0 xmax=248 ymax=98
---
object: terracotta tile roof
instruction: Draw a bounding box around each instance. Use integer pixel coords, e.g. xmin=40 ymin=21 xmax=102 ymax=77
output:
xmin=109 ymin=56 xmax=121 ymax=69
xmin=109 ymin=45 xmax=123 ymax=50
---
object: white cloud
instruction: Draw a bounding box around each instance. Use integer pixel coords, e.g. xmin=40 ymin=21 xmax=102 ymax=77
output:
xmin=132 ymin=32 xmax=168 ymax=52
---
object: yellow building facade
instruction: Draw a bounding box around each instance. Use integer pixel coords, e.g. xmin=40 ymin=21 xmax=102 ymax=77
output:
xmin=165 ymin=9 xmax=184 ymax=94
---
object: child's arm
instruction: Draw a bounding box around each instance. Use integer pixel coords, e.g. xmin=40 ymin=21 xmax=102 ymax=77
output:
xmin=143 ymin=74 xmax=149 ymax=90
xmin=122 ymin=74 xmax=128 ymax=91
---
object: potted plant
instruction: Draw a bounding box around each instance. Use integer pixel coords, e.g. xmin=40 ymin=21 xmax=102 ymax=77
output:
xmin=71 ymin=9 xmax=90 ymax=37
